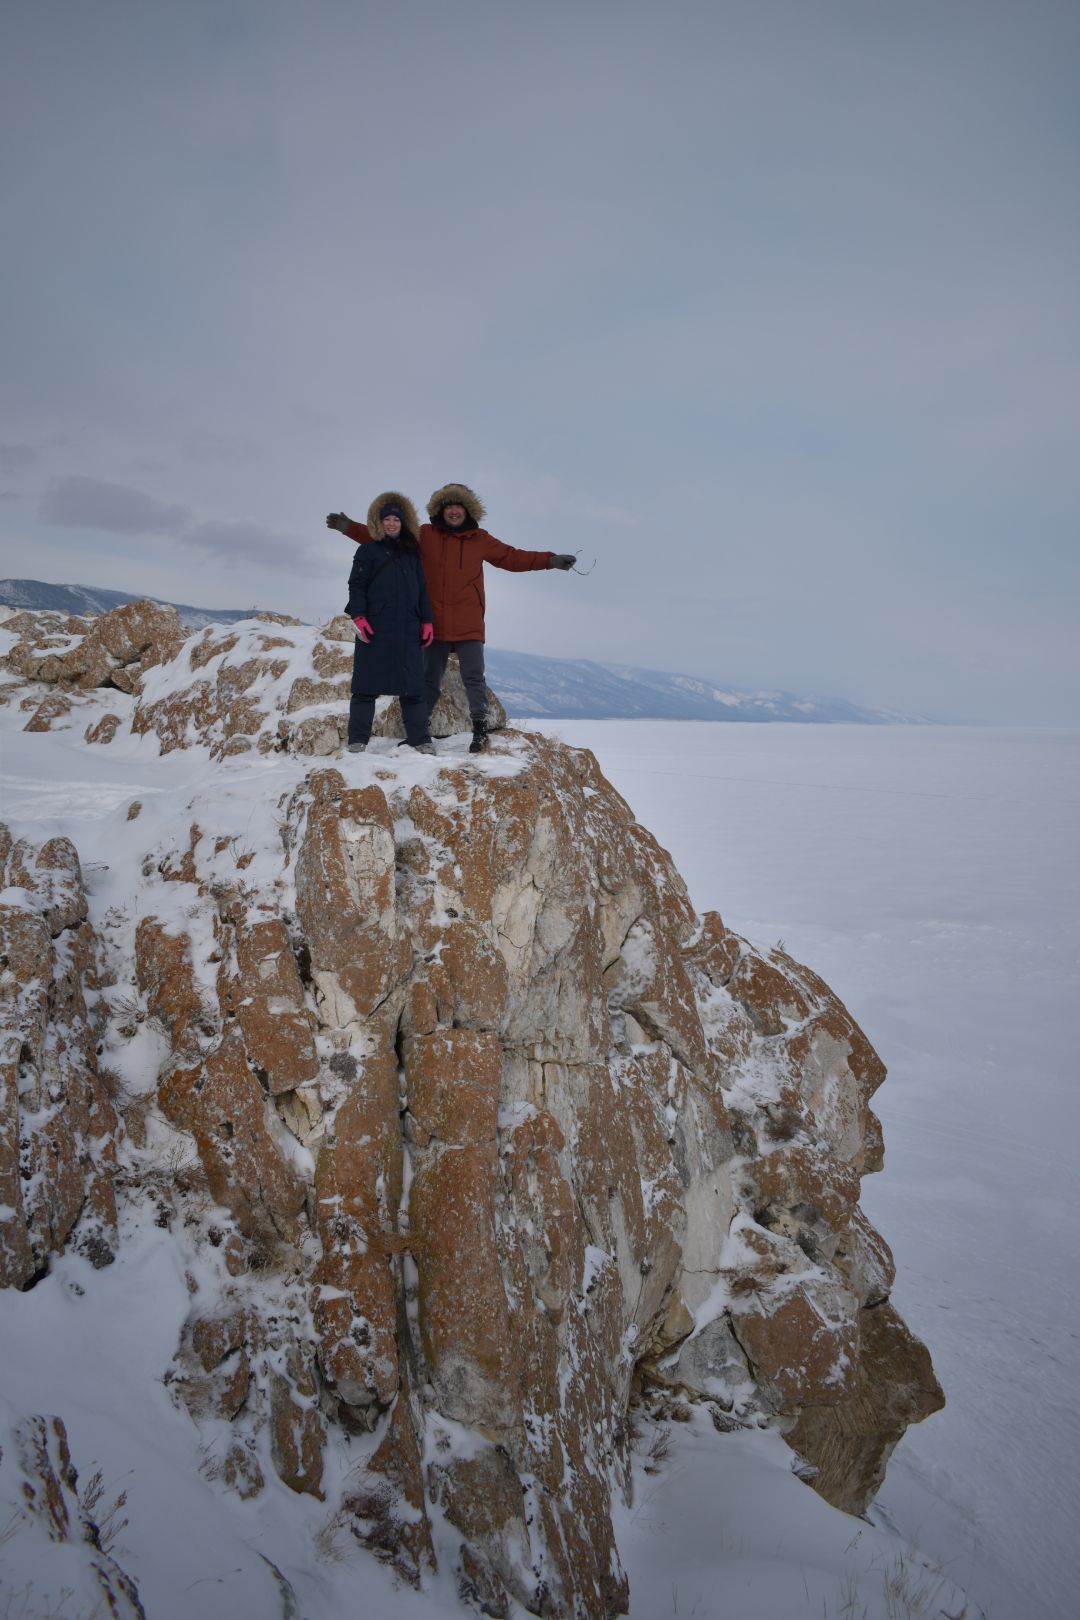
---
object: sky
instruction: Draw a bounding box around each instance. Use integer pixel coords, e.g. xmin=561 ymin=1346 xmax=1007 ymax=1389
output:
xmin=1 ymin=0 xmax=1077 ymax=723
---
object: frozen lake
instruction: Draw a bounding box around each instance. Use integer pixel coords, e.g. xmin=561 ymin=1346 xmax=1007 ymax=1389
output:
xmin=526 ymin=720 xmax=1080 ymax=1620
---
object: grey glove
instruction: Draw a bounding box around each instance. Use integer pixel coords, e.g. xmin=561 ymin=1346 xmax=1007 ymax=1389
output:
xmin=548 ymin=553 xmax=576 ymax=571
xmin=326 ymin=511 xmax=352 ymax=532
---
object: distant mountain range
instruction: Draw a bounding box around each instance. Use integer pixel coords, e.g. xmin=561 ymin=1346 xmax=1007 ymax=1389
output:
xmin=0 ymin=577 xmax=255 ymax=632
xmin=0 ymin=577 xmax=928 ymax=724
xmin=482 ymin=648 xmax=925 ymax=724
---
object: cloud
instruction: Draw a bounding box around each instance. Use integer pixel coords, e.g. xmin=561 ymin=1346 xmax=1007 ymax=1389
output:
xmin=40 ymin=475 xmax=189 ymax=535
xmin=0 ymin=444 xmax=37 ymax=479
xmin=32 ymin=470 xmax=336 ymax=589
xmin=3 ymin=3 xmax=1077 ymax=722
xmin=182 ymin=519 xmax=335 ymax=576
xmin=182 ymin=431 xmax=262 ymax=466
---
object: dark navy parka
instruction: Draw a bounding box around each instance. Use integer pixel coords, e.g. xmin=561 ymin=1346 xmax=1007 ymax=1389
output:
xmin=345 ymin=539 xmax=433 ymax=697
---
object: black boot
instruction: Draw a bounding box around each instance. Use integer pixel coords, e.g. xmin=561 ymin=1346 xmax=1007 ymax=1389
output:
xmin=469 ymin=719 xmax=489 ymax=754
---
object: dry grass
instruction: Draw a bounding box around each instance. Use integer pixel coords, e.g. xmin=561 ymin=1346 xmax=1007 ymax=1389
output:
xmin=0 ymin=1583 xmax=103 ymax=1619
xmin=78 ymin=1468 xmax=129 ymax=1558
xmin=642 ymin=1425 xmax=671 ymax=1476
xmin=818 ymin=1549 xmax=979 ymax=1620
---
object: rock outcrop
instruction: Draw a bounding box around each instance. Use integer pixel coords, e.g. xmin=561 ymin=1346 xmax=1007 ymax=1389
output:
xmin=0 ymin=603 xmax=944 ymax=1618
xmin=0 ymin=600 xmax=185 ymax=706
xmin=0 ymin=825 xmax=118 ymax=1287
xmin=1 ymin=604 xmax=505 ymax=752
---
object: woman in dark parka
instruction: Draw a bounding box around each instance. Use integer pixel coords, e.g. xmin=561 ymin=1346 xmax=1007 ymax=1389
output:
xmin=345 ymin=491 xmax=435 ymax=753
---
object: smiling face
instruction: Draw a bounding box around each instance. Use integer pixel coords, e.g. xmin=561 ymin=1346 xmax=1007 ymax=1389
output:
xmin=382 ymin=513 xmax=402 ymax=538
xmin=442 ymin=502 xmax=467 ymax=528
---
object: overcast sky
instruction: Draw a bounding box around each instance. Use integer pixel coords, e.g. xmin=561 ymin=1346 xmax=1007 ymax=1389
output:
xmin=2 ymin=0 xmax=1077 ymax=722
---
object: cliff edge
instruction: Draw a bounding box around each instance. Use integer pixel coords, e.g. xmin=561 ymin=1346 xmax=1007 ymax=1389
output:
xmin=0 ymin=604 xmax=943 ymax=1618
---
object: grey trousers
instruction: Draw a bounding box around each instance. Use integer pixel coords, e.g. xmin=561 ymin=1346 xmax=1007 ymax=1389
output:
xmin=424 ymin=640 xmax=487 ymax=725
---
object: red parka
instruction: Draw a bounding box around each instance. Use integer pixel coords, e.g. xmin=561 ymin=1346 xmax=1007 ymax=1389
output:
xmin=343 ymin=519 xmax=553 ymax=643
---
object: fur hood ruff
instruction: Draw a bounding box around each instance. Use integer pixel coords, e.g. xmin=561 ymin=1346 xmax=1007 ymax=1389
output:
xmin=365 ymin=490 xmax=421 ymax=540
xmin=426 ymin=482 xmax=486 ymax=525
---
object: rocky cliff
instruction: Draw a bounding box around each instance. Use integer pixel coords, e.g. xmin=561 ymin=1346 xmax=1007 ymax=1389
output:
xmin=0 ymin=603 xmax=943 ymax=1619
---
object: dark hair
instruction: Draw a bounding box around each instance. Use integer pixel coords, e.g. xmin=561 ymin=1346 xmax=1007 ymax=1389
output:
xmin=391 ymin=528 xmax=419 ymax=554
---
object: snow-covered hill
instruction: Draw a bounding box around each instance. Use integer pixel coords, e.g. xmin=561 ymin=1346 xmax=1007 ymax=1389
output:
xmin=0 ymin=576 xmax=256 ymax=630
xmin=0 ymin=578 xmax=928 ymax=723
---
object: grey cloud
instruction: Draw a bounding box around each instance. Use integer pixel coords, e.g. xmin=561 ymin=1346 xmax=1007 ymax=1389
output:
xmin=40 ymin=476 xmax=189 ymax=535
xmin=2 ymin=2 xmax=1077 ymax=723
xmin=182 ymin=432 xmax=262 ymax=466
xmin=182 ymin=519 xmax=335 ymax=576
xmin=0 ymin=444 xmax=37 ymax=479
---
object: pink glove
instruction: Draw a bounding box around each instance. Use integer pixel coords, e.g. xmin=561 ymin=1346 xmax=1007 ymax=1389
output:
xmin=353 ymin=616 xmax=373 ymax=643
xmin=421 ymin=622 xmax=434 ymax=648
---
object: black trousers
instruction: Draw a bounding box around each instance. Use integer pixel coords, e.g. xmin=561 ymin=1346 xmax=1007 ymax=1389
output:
xmin=348 ymin=690 xmax=429 ymax=746
xmin=424 ymin=640 xmax=487 ymax=725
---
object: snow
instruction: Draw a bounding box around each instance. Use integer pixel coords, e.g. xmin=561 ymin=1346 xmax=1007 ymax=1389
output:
xmin=527 ymin=719 xmax=1080 ymax=1620
xmin=616 ymin=1412 xmax=974 ymax=1620
xmin=2 ymin=702 xmax=1077 ymax=1619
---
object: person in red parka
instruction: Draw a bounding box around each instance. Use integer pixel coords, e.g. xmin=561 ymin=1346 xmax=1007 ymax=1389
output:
xmin=328 ymin=481 xmax=575 ymax=752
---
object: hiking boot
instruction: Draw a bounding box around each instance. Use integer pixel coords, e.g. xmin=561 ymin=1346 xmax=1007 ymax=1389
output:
xmin=347 ymin=740 xmax=367 ymax=753
xmin=469 ymin=720 xmax=489 ymax=754
xmin=410 ymin=740 xmax=436 ymax=755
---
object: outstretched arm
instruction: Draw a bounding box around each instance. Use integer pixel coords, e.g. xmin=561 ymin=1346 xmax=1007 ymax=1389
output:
xmin=480 ymin=530 xmax=555 ymax=573
xmin=327 ymin=512 xmax=375 ymax=544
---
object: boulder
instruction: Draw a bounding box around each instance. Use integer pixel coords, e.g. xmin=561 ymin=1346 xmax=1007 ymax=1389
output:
xmin=23 ymin=693 xmax=72 ymax=731
xmin=1 ymin=599 xmax=186 ymax=696
xmin=85 ymin=711 xmax=122 ymax=744
xmin=374 ymin=651 xmax=508 ymax=738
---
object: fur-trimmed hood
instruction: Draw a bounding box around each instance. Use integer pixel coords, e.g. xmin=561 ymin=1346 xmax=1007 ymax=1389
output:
xmin=365 ymin=490 xmax=421 ymax=540
xmin=426 ymin=482 xmax=486 ymax=526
